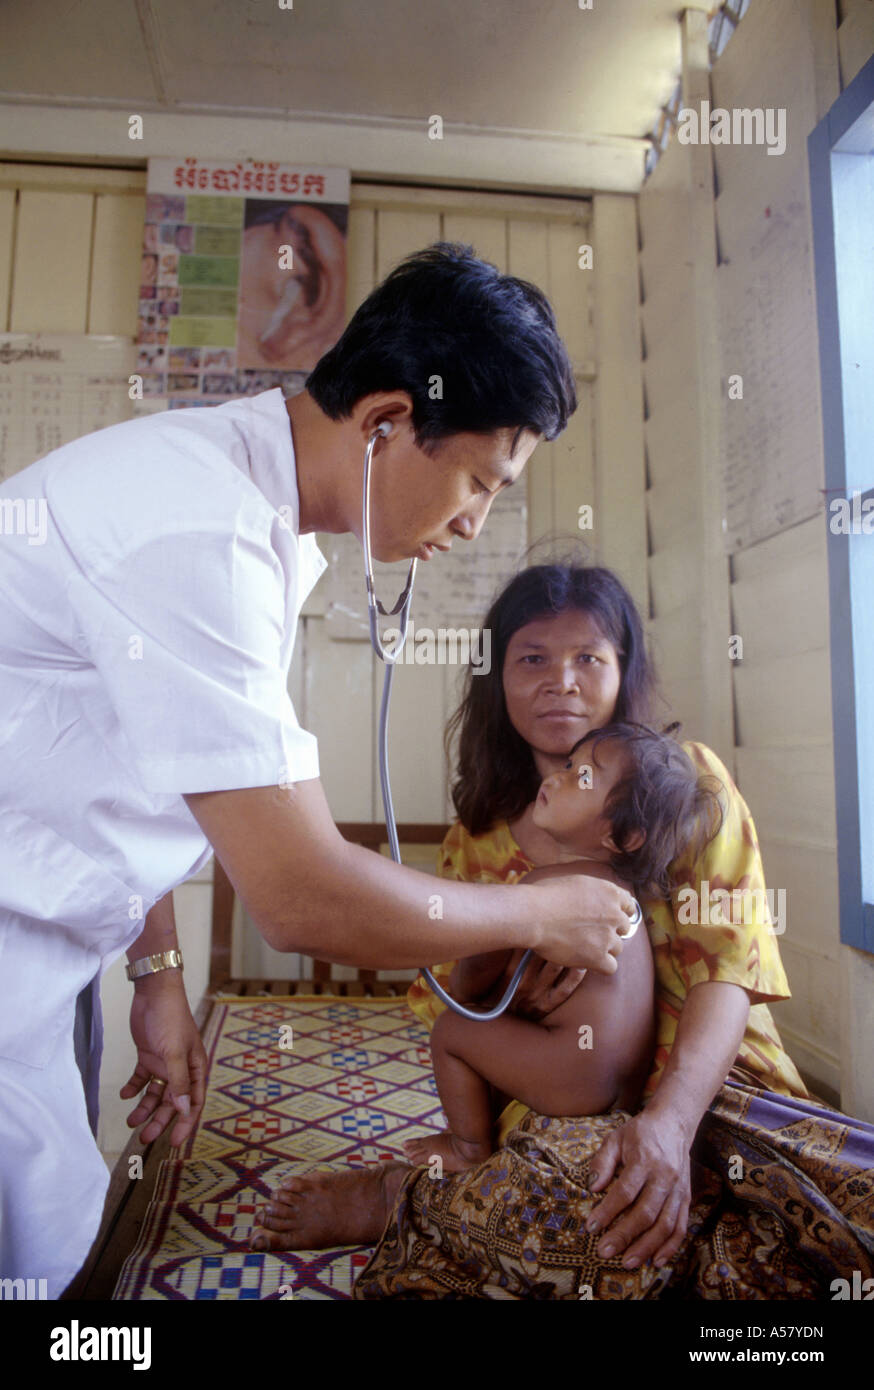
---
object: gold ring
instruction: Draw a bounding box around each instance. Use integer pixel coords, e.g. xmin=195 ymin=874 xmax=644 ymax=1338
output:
xmin=149 ymin=1076 xmax=168 ymax=1090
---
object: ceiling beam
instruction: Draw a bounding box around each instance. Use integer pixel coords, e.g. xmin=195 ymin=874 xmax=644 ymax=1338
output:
xmin=0 ymin=102 xmax=647 ymax=195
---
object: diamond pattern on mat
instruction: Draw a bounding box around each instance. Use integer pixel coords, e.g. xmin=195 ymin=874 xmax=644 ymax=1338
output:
xmin=204 ymin=1109 xmax=301 ymax=1147
xmin=366 ymin=1060 xmax=424 ymax=1085
xmin=114 ymin=997 xmax=443 ymax=1301
xmin=322 ymin=1074 xmax=394 ymax=1105
xmin=220 ymin=1075 xmax=298 ymax=1106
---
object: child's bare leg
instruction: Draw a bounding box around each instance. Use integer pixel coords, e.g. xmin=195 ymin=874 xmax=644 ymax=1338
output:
xmin=404 ymin=1010 xmax=494 ymax=1173
xmin=404 ymin=1006 xmax=621 ymax=1173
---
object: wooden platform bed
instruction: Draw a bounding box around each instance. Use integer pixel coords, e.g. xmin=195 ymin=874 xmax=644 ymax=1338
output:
xmin=64 ymin=822 xmax=448 ymax=1301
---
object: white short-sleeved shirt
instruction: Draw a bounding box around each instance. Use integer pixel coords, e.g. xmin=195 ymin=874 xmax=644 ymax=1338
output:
xmin=0 ymin=388 xmax=327 ymax=1066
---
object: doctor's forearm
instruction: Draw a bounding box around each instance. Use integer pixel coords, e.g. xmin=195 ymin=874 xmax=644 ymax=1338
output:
xmin=127 ymin=892 xmax=180 ymax=962
xmin=266 ymin=842 xmax=543 ymax=967
xmin=183 ymin=782 xmax=634 ymax=972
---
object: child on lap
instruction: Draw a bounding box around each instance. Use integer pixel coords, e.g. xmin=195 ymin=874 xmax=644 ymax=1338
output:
xmin=404 ymin=722 xmax=722 ymax=1174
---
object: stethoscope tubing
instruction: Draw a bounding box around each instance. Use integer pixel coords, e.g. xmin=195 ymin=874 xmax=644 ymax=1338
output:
xmin=362 ymin=428 xmax=642 ymax=1021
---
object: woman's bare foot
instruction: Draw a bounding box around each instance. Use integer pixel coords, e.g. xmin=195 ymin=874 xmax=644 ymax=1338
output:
xmin=252 ymin=1162 xmax=409 ymax=1251
xmin=403 ymin=1129 xmax=491 ymax=1174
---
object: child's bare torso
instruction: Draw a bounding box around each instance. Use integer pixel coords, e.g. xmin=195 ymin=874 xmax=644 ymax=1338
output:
xmin=512 ymin=861 xmax=657 ymax=1113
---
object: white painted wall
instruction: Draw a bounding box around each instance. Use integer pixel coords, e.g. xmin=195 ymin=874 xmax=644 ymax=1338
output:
xmin=636 ymin=0 xmax=874 ymax=1112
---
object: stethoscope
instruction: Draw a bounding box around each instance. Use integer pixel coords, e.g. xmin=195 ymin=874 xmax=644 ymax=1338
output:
xmin=362 ymin=423 xmax=641 ymax=1022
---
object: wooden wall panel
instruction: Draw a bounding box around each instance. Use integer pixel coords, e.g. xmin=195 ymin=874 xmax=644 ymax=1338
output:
xmin=10 ymin=189 xmax=93 ymax=332
xmin=838 ymin=0 xmax=874 ymax=84
xmin=645 ymin=478 xmax=698 ymax=550
xmin=760 ymin=841 xmax=841 ymax=960
xmin=89 ymin=191 xmax=145 ymax=335
xmin=733 ymin=651 xmax=833 ymax=747
xmin=375 ymin=208 xmax=441 ymax=279
xmin=648 ymin=610 xmax=706 ymax=682
xmin=644 ymin=408 xmax=698 ymax=495
xmin=551 ymin=383 xmax=594 ymax=552
xmin=509 ymin=218 xmax=554 ymax=547
xmin=710 ymin=0 xmax=839 ymax=244
xmin=648 ymin=536 xmax=701 ymax=618
xmin=345 ymin=204 xmax=376 ymax=314
xmin=736 ymin=743 xmax=838 ymax=850
xmin=638 ymin=132 xmax=705 ymax=742
xmin=547 ymin=218 xmax=595 ymax=557
xmin=592 ymin=195 xmax=647 ymax=615
xmin=305 ymin=617 xmax=375 ymax=821
xmin=731 ymin=558 xmax=830 ymax=666
xmin=0 ymin=189 xmax=15 ymax=332
xmin=443 ymin=212 xmax=506 ymax=267
xmin=546 ymin=216 xmax=593 ymax=369
xmin=775 ymin=946 xmax=842 ymax=1093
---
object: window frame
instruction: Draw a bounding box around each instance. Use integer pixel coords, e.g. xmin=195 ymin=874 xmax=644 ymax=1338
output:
xmin=808 ymin=54 xmax=874 ymax=955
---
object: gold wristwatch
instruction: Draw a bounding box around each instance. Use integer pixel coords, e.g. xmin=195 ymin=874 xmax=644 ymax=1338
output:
xmin=125 ymin=948 xmax=185 ymax=982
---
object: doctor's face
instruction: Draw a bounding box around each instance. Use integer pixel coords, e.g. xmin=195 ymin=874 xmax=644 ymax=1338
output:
xmin=365 ymin=426 xmax=539 ymax=564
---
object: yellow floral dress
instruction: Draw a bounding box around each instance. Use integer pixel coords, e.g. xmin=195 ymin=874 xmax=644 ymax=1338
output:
xmin=407 ymin=741 xmax=807 ymax=1142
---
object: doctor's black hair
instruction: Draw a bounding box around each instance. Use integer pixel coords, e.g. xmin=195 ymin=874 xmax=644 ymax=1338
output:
xmin=305 ymin=242 xmax=577 ymax=453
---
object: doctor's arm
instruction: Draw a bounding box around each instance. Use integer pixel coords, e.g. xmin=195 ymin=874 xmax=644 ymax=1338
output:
xmin=182 ymin=777 xmax=637 ymax=974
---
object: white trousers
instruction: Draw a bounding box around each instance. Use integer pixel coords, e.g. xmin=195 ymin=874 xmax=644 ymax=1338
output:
xmin=0 ymin=982 xmax=109 ymax=1299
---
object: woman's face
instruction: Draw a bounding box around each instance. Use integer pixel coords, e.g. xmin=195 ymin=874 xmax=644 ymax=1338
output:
xmin=502 ymin=609 xmax=623 ymax=777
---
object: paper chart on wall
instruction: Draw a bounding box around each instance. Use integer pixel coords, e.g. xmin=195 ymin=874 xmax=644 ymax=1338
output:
xmin=324 ymin=486 xmax=529 ymax=638
xmin=719 ymin=200 xmax=824 ymax=553
xmin=0 ymin=334 xmax=135 ymax=483
xmin=136 ymin=157 xmax=349 ymax=413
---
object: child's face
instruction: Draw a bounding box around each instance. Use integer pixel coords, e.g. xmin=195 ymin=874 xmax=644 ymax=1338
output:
xmin=532 ymin=736 xmax=629 ymax=857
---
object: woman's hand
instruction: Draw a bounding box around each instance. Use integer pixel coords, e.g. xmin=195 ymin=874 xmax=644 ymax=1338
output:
xmin=521 ymin=865 xmax=638 ymax=974
xmin=585 ymin=1109 xmax=692 ymax=1269
xmin=583 ymin=981 xmax=750 ymax=1267
xmin=121 ymin=971 xmax=206 ymax=1147
xmin=500 ymin=948 xmax=586 ymax=1020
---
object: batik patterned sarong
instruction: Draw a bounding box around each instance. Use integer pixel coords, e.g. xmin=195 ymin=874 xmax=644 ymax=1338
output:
xmin=353 ymin=1078 xmax=874 ymax=1300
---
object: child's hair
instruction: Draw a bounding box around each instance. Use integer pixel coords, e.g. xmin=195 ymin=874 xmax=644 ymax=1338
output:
xmin=572 ymin=721 xmax=724 ymax=897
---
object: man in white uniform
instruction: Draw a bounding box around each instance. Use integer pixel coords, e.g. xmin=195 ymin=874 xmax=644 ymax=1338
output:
xmin=0 ymin=244 xmax=636 ymax=1297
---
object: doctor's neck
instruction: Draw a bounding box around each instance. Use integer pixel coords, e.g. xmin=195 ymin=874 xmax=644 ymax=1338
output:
xmin=284 ymin=390 xmax=358 ymax=537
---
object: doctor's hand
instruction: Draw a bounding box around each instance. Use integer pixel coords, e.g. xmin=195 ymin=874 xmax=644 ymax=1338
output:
xmin=121 ymin=971 xmax=206 ymax=1147
xmin=521 ymin=864 xmax=638 ymax=975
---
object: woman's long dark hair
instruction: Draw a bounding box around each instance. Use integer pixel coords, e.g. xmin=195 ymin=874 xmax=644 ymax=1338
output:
xmin=448 ymin=563 xmax=659 ymax=835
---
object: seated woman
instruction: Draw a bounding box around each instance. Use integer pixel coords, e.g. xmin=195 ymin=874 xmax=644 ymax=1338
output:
xmin=255 ymin=562 xmax=874 ymax=1300
xmin=404 ymin=723 xmax=722 ymax=1174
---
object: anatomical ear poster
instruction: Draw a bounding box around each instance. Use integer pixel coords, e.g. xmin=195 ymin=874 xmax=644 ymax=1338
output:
xmin=136 ymin=157 xmax=349 ymax=410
